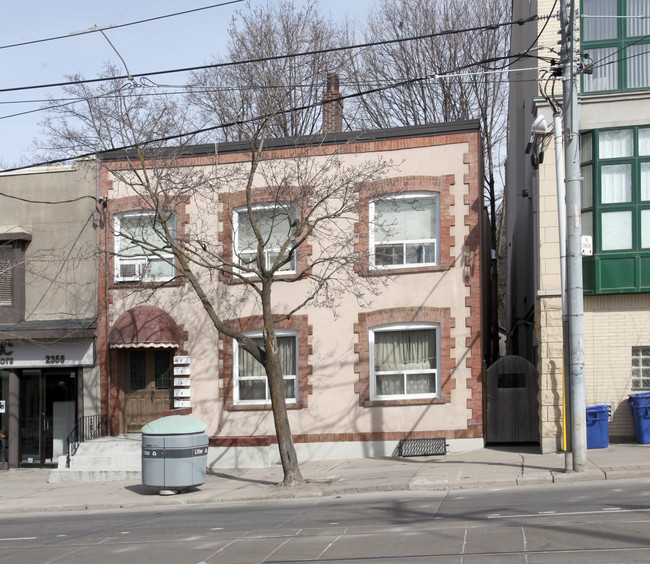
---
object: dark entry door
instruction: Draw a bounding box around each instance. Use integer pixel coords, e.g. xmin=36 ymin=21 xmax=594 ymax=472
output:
xmin=486 ymin=356 xmax=539 ymax=443
xmin=119 ymin=349 xmax=173 ymax=433
xmin=20 ymin=369 xmax=77 ymax=466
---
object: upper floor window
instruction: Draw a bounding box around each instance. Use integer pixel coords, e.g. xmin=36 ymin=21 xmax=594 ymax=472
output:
xmin=582 ymin=0 xmax=650 ymax=93
xmin=115 ymin=211 xmax=176 ymax=282
xmin=370 ymin=193 xmax=439 ymax=269
xmin=0 ymin=234 xmax=30 ymax=323
xmin=233 ymin=205 xmax=296 ymax=275
xmin=581 ymin=127 xmax=650 ymax=293
xmin=233 ymin=332 xmax=297 ymax=404
xmin=370 ymin=324 xmax=439 ymax=400
xmin=0 ymin=246 xmax=13 ymax=308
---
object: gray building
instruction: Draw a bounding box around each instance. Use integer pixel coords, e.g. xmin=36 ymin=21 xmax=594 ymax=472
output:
xmin=0 ymin=162 xmax=98 ymax=468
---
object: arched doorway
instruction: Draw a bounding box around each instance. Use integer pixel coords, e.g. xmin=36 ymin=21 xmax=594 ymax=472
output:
xmin=109 ymin=306 xmax=181 ymax=433
xmin=486 ymin=355 xmax=539 ymax=443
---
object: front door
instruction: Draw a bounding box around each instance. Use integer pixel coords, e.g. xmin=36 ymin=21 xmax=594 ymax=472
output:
xmin=20 ymin=369 xmax=77 ymax=466
xmin=119 ymin=349 xmax=173 ymax=433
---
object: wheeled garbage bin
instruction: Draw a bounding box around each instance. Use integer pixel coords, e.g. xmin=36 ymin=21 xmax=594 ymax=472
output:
xmin=586 ymin=404 xmax=609 ymax=449
xmin=628 ymin=392 xmax=650 ymax=444
xmin=142 ymin=415 xmax=208 ymax=492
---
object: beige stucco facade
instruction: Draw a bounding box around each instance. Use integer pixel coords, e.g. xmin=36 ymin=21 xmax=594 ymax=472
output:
xmin=99 ymin=122 xmax=487 ymax=466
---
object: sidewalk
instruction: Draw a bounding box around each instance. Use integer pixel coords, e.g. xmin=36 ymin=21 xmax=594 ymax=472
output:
xmin=1 ymin=444 xmax=649 ymax=515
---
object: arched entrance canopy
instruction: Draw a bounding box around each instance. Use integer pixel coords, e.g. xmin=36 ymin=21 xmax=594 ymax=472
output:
xmin=109 ymin=306 xmax=180 ymax=349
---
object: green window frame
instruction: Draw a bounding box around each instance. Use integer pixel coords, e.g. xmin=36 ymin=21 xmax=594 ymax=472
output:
xmin=581 ymin=0 xmax=650 ymax=94
xmin=582 ymin=126 xmax=650 ymax=293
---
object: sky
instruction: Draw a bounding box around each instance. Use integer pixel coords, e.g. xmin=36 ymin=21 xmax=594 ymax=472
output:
xmin=0 ymin=0 xmax=374 ymax=169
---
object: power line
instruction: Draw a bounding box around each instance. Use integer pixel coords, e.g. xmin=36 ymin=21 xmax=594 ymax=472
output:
xmin=0 ymin=1 xmax=244 ymax=51
xmin=0 ymin=14 xmax=540 ymax=95
xmin=1 ymin=50 xmax=545 ymax=174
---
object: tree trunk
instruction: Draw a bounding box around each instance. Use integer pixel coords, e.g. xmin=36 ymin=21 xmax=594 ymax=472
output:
xmin=266 ymin=353 xmax=304 ymax=486
xmin=261 ymin=280 xmax=303 ymax=486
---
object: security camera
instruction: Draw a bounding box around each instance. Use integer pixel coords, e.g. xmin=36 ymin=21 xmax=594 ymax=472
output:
xmin=531 ymin=114 xmax=548 ymax=135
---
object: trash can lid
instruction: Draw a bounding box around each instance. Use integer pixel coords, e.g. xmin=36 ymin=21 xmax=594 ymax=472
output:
xmin=141 ymin=415 xmax=207 ymax=435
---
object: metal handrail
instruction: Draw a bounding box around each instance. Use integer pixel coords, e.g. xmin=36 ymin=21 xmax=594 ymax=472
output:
xmin=66 ymin=414 xmax=107 ymax=468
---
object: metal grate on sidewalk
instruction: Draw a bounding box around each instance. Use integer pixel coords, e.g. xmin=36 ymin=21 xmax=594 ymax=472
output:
xmin=395 ymin=437 xmax=447 ymax=457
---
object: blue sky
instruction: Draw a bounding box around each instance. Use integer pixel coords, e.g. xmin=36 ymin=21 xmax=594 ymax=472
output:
xmin=0 ymin=0 xmax=373 ymax=169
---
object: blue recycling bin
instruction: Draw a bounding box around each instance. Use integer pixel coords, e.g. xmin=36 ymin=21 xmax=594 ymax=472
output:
xmin=628 ymin=392 xmax=650 ymax=444
xmin=586 ymin=404 xmax=609 ymax=449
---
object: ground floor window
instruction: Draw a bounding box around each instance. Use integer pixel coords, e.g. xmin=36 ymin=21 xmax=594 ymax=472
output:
xmin=632 ymin=346 xmax=650 ymax=390
xmin=370 ymin=324 xmax=439 ymax=400
xmin=234 ymin=333 xmax=297 ymax=404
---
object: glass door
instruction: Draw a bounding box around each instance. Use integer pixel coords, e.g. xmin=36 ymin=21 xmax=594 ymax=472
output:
xmin=20 ymin=369 xmax=77 ymax=466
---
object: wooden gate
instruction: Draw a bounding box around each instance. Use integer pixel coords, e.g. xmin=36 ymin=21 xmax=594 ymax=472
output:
xmin=486 ymin=355 xmax=539 ymax=443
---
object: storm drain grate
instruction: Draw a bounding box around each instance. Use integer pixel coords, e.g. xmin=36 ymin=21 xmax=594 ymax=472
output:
xmin=395 ymin=438 xmax=447 ymax=457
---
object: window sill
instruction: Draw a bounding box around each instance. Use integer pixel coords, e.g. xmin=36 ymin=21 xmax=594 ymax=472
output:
xmin=225 ymin=402 xmax=304 ymax=411
xmin=362 ymin=397 xmax=449 ymax=407
xmin=360 ymin=264 xmax=448 ymax=277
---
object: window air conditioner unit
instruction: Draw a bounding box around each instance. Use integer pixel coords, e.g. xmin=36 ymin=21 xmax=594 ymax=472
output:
xmin=118 ymin=259 xmax=146 ymax=281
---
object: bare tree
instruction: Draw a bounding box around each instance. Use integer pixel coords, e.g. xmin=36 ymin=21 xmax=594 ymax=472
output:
xmin=187 ymin=0 xmax=348 ymax=141
xmin=39 ymin=69 xmax=391 ymax=486
xmin=348 ymin=0 xmax=510 ymax=363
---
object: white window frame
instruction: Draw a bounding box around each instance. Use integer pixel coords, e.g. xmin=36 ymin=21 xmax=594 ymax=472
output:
xmin=233 ymin=331 xmax=298 ymax=405
xmin=369 ymin=323 xmax=440 ymax=401
xmin=114 ymin=211 xmax=176 ymax=283
xmin=233 ymin=204 xmax=297 ymax=275
xmin=369 ymin=192 xmax=439 ymax=269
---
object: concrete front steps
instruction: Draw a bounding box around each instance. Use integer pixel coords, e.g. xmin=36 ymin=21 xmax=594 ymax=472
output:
xmin=48 ymin=435 xmax=142 ymax=483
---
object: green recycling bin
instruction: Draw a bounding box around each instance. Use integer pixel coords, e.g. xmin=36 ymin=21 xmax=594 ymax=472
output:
xmin=142 ymin=415 xmax=208 ymax=490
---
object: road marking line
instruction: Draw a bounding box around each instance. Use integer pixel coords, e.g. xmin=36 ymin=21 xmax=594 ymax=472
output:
xmin=0 ymin=537 xmax=37 ymax=541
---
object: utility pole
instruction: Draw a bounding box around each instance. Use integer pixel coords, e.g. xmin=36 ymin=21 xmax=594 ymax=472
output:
xmin=560 ymin=0 xmax=587 ymax=471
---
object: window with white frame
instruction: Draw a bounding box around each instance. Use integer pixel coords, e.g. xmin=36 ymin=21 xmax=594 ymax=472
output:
xmin=115 ymin=211 xmax=176 ymax=282
xmin=233 ymin=205 xmax=296 ymax=274
xmin=234 ymin=333 xmax=297 ymax=403
xmin=582 ymin=0 xmax=650 ymax=93
xmin=370 ymin=324 xmax=439 ymax=399
xmin=370 ymin=193 xmax=439 ymax=268
xmin=632 ymin=346 xmax=650 ymax=389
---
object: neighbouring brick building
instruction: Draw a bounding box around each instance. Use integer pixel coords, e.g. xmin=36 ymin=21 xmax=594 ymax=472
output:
xmin=506 ymin=0 xmax=650 ymax=451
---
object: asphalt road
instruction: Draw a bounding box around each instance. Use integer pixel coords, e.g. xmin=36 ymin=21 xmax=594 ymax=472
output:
xmin=2 ymin=478 xmax=650 ymax=563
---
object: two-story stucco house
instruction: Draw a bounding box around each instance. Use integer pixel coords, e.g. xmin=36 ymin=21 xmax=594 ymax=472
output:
xmin=94 ymin=86 xmax=488 ymax=466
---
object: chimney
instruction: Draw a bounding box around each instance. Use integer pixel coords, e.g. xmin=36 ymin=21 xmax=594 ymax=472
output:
xmin=322 ymin=73 xmax=343 ymax=134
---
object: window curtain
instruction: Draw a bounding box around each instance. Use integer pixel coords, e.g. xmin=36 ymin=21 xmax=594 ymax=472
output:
xmin=374 ymin=329 xmax=435 ymax=372
xmin=237 ymin=208 xmax=293 ymax=251
xmin=238 ymin=336 xmax=295 ymax=377
xmin=119 ymin=213 xmax=175 ymax=256
xmin=629 ymin=0 xmax=650 ymax=37
xmin=582 ymin=0 xmax=617 ymax=41
xmin=583 ymin=47 xmax=618 ymax=92
xmin=374 ymin=198 xmax=436 ymax=243
xmin=628 ymin=45 xmax=650 ymax=89
xmin=601 ymin=164 xmax=632 ymax=203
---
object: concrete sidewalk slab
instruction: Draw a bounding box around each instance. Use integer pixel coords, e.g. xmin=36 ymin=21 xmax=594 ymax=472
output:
xmin=1 ymin=444 xmax=649 ymax=515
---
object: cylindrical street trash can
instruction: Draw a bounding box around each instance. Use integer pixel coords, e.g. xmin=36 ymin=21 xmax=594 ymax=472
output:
xmin=628 ymin=392 xmax=650 ymax=444
xmin=586 ymin=404 xmax=609 ymax=449
xmin=142 ymin=415 xmax=208 ymax=491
